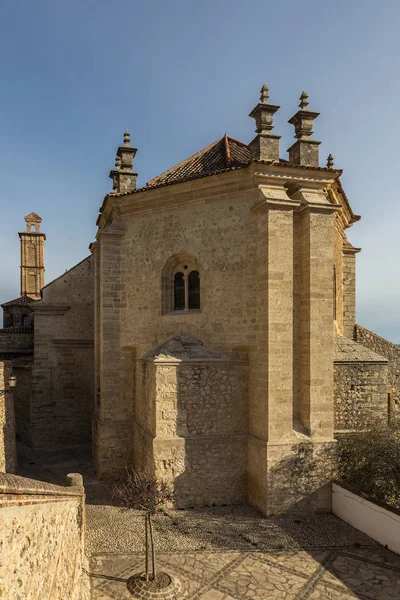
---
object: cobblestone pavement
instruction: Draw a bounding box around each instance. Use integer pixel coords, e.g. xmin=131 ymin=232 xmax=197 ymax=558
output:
xmin=86 ymin=505 xmax=380 ymax=555
xmin=88 ymin=546 xmax=400 ymax=599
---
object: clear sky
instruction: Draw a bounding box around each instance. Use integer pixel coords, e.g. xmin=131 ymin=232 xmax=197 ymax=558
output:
xmin=0 ymin=0 xmax=399 ymax=340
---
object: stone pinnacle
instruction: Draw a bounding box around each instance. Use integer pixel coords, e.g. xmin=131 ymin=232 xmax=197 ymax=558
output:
xmin=123 ymin=130 xmax=131 ymax=146
xmin=327 ymin=154 xmax=334 ymax=169
xmin=260 ymin=84 xmax=269 ymax=103
xmin=299 ymin=91 xmax=309 ymax=110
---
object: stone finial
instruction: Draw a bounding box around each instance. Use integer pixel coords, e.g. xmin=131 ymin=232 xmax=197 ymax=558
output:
xmin=123 ymin=130 xmax=131 ymax=146
xmin=287 ymin=92 xmax=321 ymax=167
xmin=109 ymin=131 xmax=138 ymax=193
xmin=299 ymin=91 xmax=309 ymax=109
xmin=248 ymin=84 xmax=281 ymax=161
xmin=327 ymin=154 xmax=334 ymax=169
xmin=260 ymin=84 xmax=269 ymax=103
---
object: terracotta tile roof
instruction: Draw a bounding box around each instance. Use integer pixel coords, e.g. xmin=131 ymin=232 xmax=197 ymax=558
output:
xmin=146 ymin=135 xmax=252 ymax=189
xmin=1 ymin=296 xmax=36 ymax=308
xmin=107 ymin=139 xmax=343 ymax=201
xmin=0 ymin=326 xmax=33 ymax=333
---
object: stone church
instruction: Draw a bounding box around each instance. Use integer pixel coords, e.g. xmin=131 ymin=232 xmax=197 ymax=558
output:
xmin=1 ymin=85 xmax=398 ymax=516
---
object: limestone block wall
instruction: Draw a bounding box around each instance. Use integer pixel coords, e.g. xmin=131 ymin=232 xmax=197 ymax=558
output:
xmin=355 ymin=325 xmax=400 ymax=408
xmin=0 ymin=473 xmax=89 ymax=600
xmin=334 ymin=362 xmax=388 ymax=432
xmin=119 ymin=176 xmax=258 ymax=357
xmin=30 ymin=256 xmax=94 ymax=447
xmin=12 ymin=358 xmax=32 ymax=446
xmin=0 ymin=330 xmax=33 ymax=360
xmin=0 ymin=361 xmax=17 ymax=473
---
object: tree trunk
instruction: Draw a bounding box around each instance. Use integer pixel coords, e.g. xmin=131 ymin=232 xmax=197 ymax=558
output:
xmin=148 ymin=512 xmax=157 ymax=580
xmin=145 ymin=513 xmax=149 ymax=581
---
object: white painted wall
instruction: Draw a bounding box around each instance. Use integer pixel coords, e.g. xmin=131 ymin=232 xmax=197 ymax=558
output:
xmin=333 ymin=482 xmax=400 ymax=555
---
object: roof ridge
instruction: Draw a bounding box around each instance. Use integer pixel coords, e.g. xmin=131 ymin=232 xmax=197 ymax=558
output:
xmin=147 ymin=137 xmax=225 ymax=186
xmin=1 ymin=295 xmax=36 ymax=308
xmin=224 ymin=135 xmax=231 ymax=167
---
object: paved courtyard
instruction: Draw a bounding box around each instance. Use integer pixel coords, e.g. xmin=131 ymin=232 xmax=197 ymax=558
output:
xmin=17 ymin=444 xmax=400 ymax=599
xmin=86 ymin=507 xmax=400 ymax=599
xmin=89 ymin=546 xmax=400 ymax=599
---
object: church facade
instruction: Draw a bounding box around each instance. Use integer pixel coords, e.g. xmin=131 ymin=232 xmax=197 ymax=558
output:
xmin=1 ymin=85 xmax=397 ymax=516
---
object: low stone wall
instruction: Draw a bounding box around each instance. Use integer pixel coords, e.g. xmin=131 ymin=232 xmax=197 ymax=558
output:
xmin=355 ymin=325 xmax=400 ymax=409
xmin=333 ymin=481 xmax=400 ymax=555
xmin=334 ymin=362 xmax=388 ymax=432
xmin=0 ymin=473 xmax=89 ymax=600
xmin=0 ymin=360 xmax=17 ymax=473
xmin=334 ymin=335 xmax=388 ymax=433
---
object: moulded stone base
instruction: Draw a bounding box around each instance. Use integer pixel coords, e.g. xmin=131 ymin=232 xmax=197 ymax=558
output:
xmin=263 ymin=440 xmax=336 ymax=517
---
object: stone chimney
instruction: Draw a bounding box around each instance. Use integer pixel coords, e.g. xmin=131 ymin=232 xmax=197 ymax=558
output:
xmin=109 ymin=131 xmax=138 ymax=193
xmin=287 ymin=92 xmax=321 ymax=167
xmin=249 ymin=84 xmax=280 ymax=161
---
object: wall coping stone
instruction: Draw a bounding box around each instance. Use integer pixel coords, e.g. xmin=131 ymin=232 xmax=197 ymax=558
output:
xmin=334 ymin=334 xmax=388 ymax=364
xmin=333 ymin=480 xmax=400 ymax=517
xmin=0 ymin=473 xmax=84 ymax=497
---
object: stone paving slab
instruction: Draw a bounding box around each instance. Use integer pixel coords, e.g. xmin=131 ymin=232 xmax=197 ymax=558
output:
xmin=88 ymin=547 xmax=400 ymax=599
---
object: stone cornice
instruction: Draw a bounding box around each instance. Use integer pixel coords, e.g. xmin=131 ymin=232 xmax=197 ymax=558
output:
xmin=290 ymin=188 xmax=341 ymax=214
xmin=30 ymin=304 xmax=70 ymax=315
xmin=95 ymin=226 xmax=126 ymax=241
xmin=52 ymin=339 xmax=94 ymax=348
xmin=343 ymin=244 xmax=361 ymax=254
xmin=251 ymin=184 xmax=302 ymax=213
xmin=89 ymin=241 xmax=100 ymax=253
xmin=249 ymin=162 xmax=341 ymax=187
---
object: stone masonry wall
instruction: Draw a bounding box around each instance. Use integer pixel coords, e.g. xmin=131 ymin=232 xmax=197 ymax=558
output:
xmin=120 ymin=176 xmax=258 ymax=359
xmin=0 ymin=473 xmax=89 ymax=600
xmin=355 ymin=325 xmax=400 ymax=409
xmin=334 ymin=362 xmax=388 ymax=432
xmin=30 ymin=256 xmax=94 ymax=447
xmin=0 ymin=330 xmax=33 ymax=360
xmin=150 ymin=359 xmax=248 ymax=508
xmin=13 ymin=359 xmax=33 ymax=446
xmin=0 ymin=361 xmax=17 ymax=473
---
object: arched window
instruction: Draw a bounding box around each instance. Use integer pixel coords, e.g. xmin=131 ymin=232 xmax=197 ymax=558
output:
xmin=174 ymin=272 xmax=185 ymax=310
xmin=162 ymin=254 xmax=201 ymax=314
xmin=188 ymin=270 xmax=200 ymax=309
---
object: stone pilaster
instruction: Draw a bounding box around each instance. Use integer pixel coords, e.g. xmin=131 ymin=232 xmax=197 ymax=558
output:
xmin=249 ymin=185 xmax=300 ymax=513
xmin=343 ymin=243 xmax=360 ymax=339
xmin=94 ymin=227 xmax=132 ymax=479
xmin=291 ymin=188 xmax=338 ymax=439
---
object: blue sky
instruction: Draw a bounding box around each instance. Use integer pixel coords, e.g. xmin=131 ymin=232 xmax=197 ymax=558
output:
xmin=0 ymin=0 xmax=399 ymax=340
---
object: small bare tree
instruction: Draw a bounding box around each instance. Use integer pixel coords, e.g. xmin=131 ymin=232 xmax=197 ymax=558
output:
xmin=110 ymin=469 xmax=173 ymax=582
